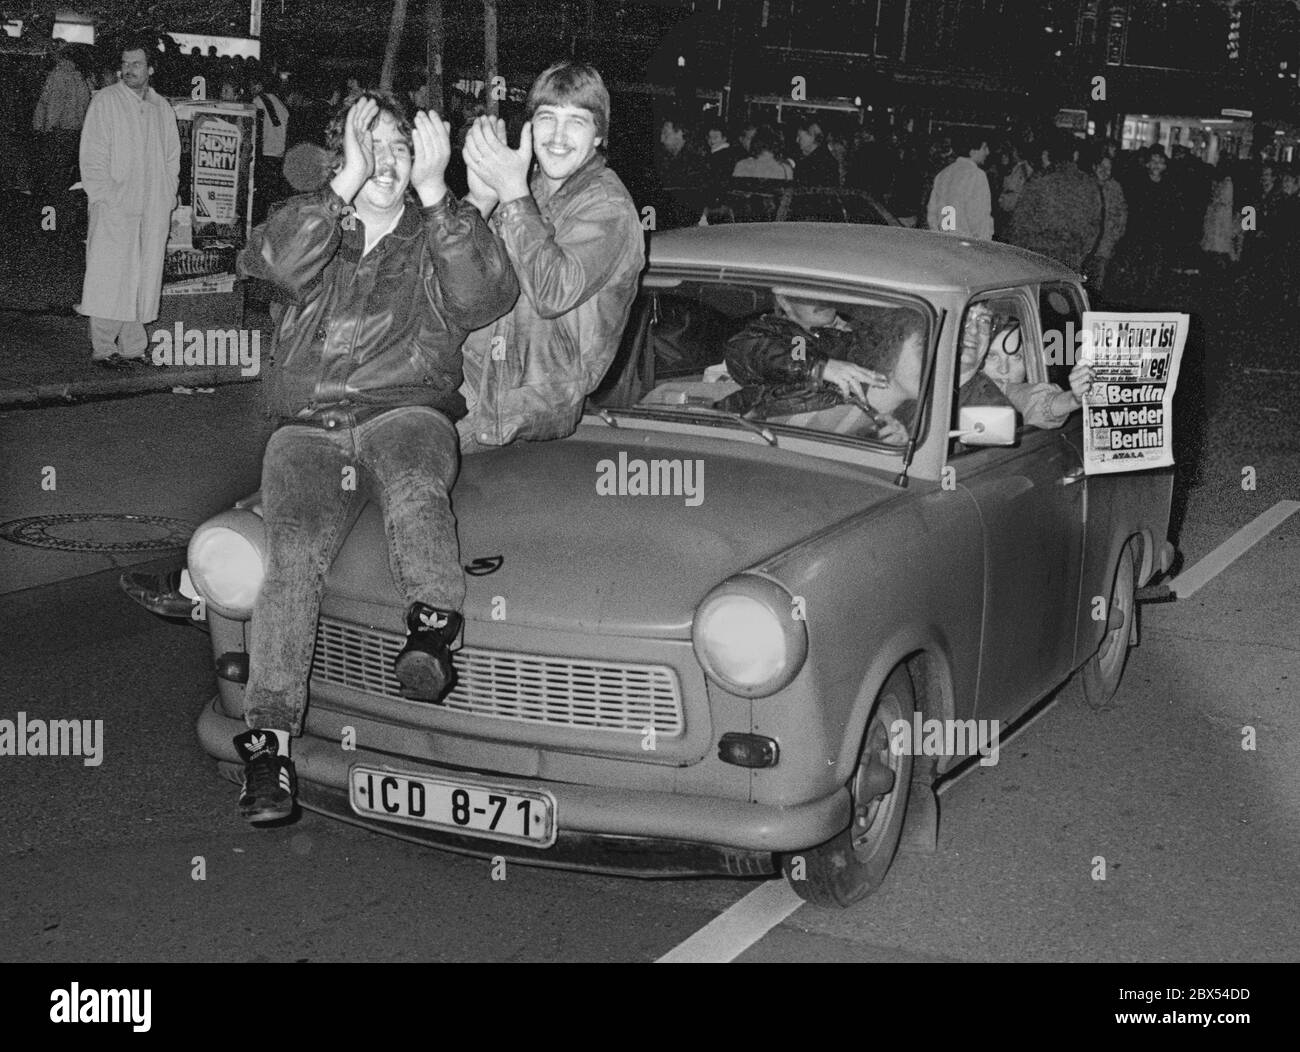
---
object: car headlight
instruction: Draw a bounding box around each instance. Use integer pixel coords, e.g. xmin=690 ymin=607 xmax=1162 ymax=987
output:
xmin=187 ymin=509 xmax=267 ymax=620
xmin=692 ymin=576 xmax=808 ymax=698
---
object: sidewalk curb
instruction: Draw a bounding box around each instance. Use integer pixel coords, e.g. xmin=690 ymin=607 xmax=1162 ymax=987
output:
xmin=0 ymin=368 xmax=259 ymax=408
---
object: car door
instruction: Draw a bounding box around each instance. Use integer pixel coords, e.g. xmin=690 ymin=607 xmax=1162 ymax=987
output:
xmin=950 ymin=290 xmax=1086 ymax=725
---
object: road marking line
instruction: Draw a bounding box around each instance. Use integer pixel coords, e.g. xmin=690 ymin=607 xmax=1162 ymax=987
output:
xmin=1169 ymin=500 xmax=1300 ymax=599
xmin=656 ymin=879 xmax=804 ymax=963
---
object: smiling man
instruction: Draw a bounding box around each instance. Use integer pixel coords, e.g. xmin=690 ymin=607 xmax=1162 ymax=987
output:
xmin=456 ymin=61 xmax=644 ymax=451
xmin=229 ymin=91 xmax=517 ymax=824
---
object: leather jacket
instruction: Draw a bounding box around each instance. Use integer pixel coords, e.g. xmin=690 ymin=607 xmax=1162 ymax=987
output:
xmin=458 ymin=154 xmax=644 ymax=449
xmin=724 ymin=314 xmax=863 ymax=386
xmin=238 ymin=187 xmax=518 ymax=421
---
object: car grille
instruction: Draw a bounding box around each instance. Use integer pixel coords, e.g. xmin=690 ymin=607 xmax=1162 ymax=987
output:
xmin=311 ymin=617 xmax=685 ymax=736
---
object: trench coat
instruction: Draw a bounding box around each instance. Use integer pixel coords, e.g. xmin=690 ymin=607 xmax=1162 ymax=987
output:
xmin=77 ymin=81 xmax=180 ymax=323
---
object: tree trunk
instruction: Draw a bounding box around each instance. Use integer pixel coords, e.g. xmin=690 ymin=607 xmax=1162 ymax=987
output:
xmin=483 ymin=0 xmax=499 ymax=117
xmin=380 ymin=0 xmax=409 ymax=92
xmin=426 ymin=0 xmax=444 ymax=113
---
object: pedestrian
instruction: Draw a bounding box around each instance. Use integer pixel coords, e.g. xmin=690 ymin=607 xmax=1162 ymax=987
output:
xmin=926 ymin=127 xmax=993 ymax=239
xmin=1005 ymin=133 xmax=1101 ymax=272
xmin=1083 ymin=144 xmax=1127 ymax=299
xmin=735 ymin=121 xmax=757 ymax=155
xmin=656 ymin=113 xmax=707 ymax=226
xmin=31 ymin=42 xmax=91 ymax=202
xmin=1241 ymin=159 xmax=1281 ymax=271
xmin=994 ymin=140 xmax=1034 ymax=228
xmin=458 ymin=60 xmax=644 ymax=451
xmin=792 ymin=117 xmax=840 ymax=186
xmin=733 ymin=123 xmax=793 ymax=180
xmin=230 ymin=91 xmax=519 ymax=823
xmin=1110 ymin=144 xmax=1179 ymax=304
xmin=249 ymin=65 xmax=290 ymax=221
xmin=702 ymin=115 xmax=746 ymax=188
xmin=1169 ymin=143 xmax=1213 ymax=266
xmin=1199 ymin=157 xmax=1238 ymax=273
xmin=76 ymin=37 xmax=180 ymax=369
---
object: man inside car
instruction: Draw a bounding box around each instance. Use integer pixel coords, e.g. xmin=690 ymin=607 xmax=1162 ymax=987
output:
xmin=723 ymin=293 xmax=924 ymax=443
xmin=958 ymin=303 xmax=1092 ymax=429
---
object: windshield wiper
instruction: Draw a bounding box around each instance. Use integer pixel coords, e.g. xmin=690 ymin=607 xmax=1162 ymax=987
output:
xmin=629 ymin=403 xmax=778 ymax=446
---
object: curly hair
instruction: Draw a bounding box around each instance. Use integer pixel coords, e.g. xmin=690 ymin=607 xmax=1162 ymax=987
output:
xmin=323 ymin=89 xmax=414 ymax=172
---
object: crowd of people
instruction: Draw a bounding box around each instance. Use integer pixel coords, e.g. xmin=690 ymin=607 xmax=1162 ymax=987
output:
xmin=21 ymin=33 xmax=1297 ymax=316
xmin=648 ymin=108 xmax=1299 ymax=308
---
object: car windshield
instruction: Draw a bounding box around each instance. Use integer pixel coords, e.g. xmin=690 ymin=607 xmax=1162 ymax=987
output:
xmin=590 ymin=280 xmax=933 ymax=449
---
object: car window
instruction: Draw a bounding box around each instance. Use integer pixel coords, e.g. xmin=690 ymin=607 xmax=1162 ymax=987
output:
xmin=1039 ymin=282 xmax=1085 ymax=390
xmin=592 ymin=280 xmax=933 ymax=451
xmin=950 ymin=292 xmax=1038 ymax=456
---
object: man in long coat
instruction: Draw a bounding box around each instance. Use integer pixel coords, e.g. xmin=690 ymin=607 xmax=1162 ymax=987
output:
xmin=77 ymin=39 xmax=179 ymax=367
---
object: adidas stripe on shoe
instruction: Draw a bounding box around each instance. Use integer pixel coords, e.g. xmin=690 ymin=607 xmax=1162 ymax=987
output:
xmin=234 ymin=728 xmax=297 ymax=823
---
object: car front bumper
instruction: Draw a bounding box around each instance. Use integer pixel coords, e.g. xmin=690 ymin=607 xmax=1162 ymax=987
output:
xmin=198 ymin=695 xmax=850 ymax=877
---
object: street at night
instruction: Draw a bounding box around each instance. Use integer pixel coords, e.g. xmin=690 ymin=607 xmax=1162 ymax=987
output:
xmin=0 ymin=0 xmax=1297 ymax=1022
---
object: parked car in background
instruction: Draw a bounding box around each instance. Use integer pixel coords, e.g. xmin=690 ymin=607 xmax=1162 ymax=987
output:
xmin=656 ymin=177 xmax=899 ymax=230
xmin=159 ymin=224 xmax=1176 ymax=908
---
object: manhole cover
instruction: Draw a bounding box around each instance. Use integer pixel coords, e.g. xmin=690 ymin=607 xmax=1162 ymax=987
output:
xmin=0 ymin=513 xmax=195 ymax=553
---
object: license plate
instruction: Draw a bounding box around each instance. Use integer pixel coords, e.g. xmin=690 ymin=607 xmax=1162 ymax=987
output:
xmin=348 ymin=766 xmax=556 ymax=847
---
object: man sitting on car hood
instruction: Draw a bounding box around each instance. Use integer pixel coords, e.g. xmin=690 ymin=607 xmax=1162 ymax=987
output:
xmin=229 ymin=91 xmax=518 ymax=825
xmin=456 ymin=61 xmax=645 ymax=451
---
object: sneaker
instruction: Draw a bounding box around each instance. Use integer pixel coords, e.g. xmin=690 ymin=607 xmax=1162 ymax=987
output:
xmin=119 ymin=567 xmax=193 ymax=619
xmin=234 ymin=729 xmax=296 ymax=823
xmin=393 ymin=604 xmax=463 ymax=703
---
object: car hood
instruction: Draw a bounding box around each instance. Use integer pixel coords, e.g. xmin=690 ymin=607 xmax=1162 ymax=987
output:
xmin=324 ymin=427 xmax=898 ymax=638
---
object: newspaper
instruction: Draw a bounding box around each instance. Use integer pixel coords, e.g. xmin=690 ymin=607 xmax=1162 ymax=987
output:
xmin=1080 ymin=311 xmax=1188 ymax=475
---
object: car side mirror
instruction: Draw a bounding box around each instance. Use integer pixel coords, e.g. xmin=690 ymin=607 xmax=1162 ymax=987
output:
xmin=949 ymin=406 xmax=1016 ymax=446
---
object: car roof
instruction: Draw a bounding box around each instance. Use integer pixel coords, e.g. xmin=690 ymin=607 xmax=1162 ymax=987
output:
xmin=647 ymin=223 xmax=1081 ymax=294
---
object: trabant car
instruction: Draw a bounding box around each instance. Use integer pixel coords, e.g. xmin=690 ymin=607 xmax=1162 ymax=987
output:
xmin=177 ymin=225 xmax=1176 ymax=907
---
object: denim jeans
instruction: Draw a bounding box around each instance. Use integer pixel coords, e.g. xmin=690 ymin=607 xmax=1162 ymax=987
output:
xmin=244 ymin=405 xmax=464 ymax=734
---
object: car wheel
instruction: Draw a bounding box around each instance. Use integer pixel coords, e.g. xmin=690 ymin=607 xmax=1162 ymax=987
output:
xmin=1081 ymin=539 xmax=1138 ymax=710
xmin=783 ymin=664 xmax=914 ymax=908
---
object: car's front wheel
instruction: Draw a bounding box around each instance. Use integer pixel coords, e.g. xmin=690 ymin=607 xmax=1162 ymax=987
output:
xmin=1081 ymin=539 xmax=1139 ymax=710
xmin=783 ymin=664 xmax=914 ymax=908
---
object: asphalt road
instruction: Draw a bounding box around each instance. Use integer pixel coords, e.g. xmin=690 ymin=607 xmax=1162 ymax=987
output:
xmin=0 ymin=346 xmax=1297 ymax=963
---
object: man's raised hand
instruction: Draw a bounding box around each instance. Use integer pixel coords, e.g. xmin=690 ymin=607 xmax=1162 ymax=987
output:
xmin=1068 ymin=360 xmax=1094 ymax=402
xmin=464 ymin=115 xmax=506 ymax=217
xmin=411 ymin=110 xmax=451 ymax=208
xmin=331 ymin=96 xmax=378 ymax=204
xmin=464 ymin=116 xmax=533 ymax=204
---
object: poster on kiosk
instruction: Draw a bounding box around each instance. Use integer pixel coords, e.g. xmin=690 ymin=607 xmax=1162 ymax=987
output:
xmin=147 ymin=99 xmax=256 ymax=369
xmin=164 ymin=99 xmax=256 ymax=293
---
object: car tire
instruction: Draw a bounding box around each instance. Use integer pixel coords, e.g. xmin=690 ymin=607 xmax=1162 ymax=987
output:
xmin=1081 ymin=539 xmax=1138 ymax=710
xmin=782 ymin=664 xmax=914 ymax=908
